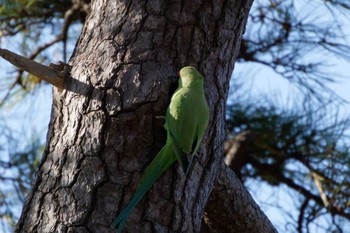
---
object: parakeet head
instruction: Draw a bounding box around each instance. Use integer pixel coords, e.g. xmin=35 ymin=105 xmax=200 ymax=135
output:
xmin=178 ymin=66 xmax=204 ymax=87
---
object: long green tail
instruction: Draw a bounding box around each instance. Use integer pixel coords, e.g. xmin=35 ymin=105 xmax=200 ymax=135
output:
xmin=111 ymin=141 xmax=177 ymax=232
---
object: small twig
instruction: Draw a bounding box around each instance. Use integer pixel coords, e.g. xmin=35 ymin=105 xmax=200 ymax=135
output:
xmin=0 ymin=77 xmax=20 ymax=107
xmin=29 ymin=36 xmax=64 ymax=60
xmin=311 ymin=172 xmax=330 ymax=208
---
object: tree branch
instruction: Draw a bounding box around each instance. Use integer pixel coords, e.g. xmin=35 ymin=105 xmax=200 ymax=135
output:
xmin=202 ymin=160 xmax=278 ymax=233
xmin=249 ymin=158 xmax=350 ymax=220
xmin=0 ymin=48 xmax=66 ymax=89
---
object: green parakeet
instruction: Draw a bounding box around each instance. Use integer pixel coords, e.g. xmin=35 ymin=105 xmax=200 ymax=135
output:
xmin=111 ymin=66 xmax=209 ymax=232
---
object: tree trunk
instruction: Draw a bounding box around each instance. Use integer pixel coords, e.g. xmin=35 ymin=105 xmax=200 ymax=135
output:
xmin=15 ymin=0 xmax=276 ymax=232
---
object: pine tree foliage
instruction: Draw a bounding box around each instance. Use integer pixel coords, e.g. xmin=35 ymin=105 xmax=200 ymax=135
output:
xmin=225 ymin=97 xmax=350 ymax=232
xmin=238 ymin=0 xmax=350 ymax=101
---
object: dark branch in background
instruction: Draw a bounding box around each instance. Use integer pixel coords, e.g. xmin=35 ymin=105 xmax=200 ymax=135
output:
xmin=298 ymin=198 xmax=310 ymax=233
xmin=225 ymin=98 xmax=350 ymax=232
xmin=0 ymin=132 xmax=43 ymax=231
xmin=61 ymin=0 xmax=91 ymax=61
xmin=237 ymin=0 xmax=350 ymax=102
xmin=247 ymin=157 xmax=350 ymax=220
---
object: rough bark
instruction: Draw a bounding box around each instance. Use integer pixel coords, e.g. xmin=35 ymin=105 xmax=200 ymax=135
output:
xmin=14 ymin=0 xmax=275 ymax=233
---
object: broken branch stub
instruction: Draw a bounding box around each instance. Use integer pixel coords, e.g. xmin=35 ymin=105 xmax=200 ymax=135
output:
xmin=0 ymin=48 xmax=65 ymax=89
